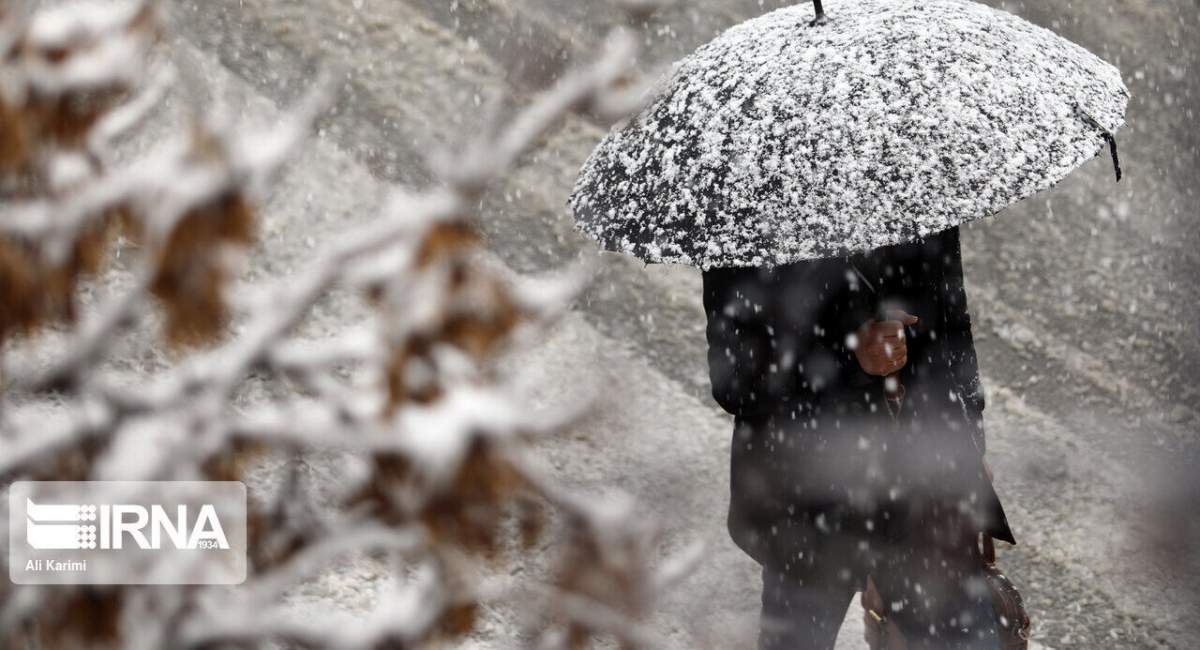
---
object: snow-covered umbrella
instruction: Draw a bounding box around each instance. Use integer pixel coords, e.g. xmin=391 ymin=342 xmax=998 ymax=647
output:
xmin=569 ymin=0 xmax=1129 ymax=269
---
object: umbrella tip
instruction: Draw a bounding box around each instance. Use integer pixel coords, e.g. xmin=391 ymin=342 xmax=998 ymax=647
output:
xmin=810 ymin=0 xmax=828 ymax=26
xmin=1109 ymin=134 xmax=1123 ymax=182
xmin=1075 ymin=104 xmax=1123 ymax=183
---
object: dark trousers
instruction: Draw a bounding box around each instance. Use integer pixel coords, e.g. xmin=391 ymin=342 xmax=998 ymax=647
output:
xmin=759 ymin=538 xmax=1000 ymax=650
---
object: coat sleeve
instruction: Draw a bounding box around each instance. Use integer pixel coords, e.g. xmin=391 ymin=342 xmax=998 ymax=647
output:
xmin=702 ymin=268 xmax=784 ymax=418
xmin=939 ymin=228 xmax=988 ymax=448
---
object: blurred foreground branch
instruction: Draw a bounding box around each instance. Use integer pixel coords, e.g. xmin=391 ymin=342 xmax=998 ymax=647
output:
xmin=0 ymin=1 xmax=688 ymax=648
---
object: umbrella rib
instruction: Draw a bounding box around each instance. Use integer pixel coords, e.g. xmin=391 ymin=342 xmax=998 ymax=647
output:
xmin=1075 ymin=104 xmax=1124 ymax=182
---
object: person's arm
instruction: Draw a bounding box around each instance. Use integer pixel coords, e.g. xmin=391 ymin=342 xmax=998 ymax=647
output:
xmin=702 ymin=268 xmax=785 ymax=417
xmin=940 ymin=228 xmax=986 ymax=414
xmin=937 ymin=228 xmax=989 ymax=458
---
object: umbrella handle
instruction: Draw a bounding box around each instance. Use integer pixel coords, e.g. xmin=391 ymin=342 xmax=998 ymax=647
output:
xmin=884 ymin=373 xmax=905 ymax=421
xmin=810 ymin=0 xmax=828 ymax=26
xmin=884 ymin=373 xmax=904 ymax=398
xmin=877 ymin=306 xmax=907 ymax=402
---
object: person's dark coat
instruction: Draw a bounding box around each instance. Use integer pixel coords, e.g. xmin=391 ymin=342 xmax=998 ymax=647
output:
xmin=703 ymin=227 xmax=1013 ymax=578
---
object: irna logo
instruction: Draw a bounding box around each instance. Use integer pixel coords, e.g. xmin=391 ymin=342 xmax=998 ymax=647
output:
xmin=9 ymin=481 xmax=247 ymax=585
xmin=25 ymin=499 xmax=230 ymax=551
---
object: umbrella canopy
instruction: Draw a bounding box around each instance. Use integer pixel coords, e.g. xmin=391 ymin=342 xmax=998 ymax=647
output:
xmin=570 ymin=0 xmax=1129 ymax=269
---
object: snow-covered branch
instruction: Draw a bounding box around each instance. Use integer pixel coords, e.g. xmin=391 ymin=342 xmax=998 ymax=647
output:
xmin=0 ymin=1 xmax=679 ymax=648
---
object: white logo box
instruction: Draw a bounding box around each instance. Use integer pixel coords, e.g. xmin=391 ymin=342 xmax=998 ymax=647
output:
xmin=8 ymin=481 xmax=247 ymax=585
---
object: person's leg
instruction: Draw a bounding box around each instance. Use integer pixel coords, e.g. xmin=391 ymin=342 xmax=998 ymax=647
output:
xmin=759 ymin=567 xmax=858 ymax=650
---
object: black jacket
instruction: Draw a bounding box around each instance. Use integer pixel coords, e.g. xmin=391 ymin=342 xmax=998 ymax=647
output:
xmin=704 ymin=227 xmax=1013 ymax=575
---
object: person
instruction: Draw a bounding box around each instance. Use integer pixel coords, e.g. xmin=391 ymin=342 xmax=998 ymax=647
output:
xmin=703 ymin=226 xmax=1014 ymax=650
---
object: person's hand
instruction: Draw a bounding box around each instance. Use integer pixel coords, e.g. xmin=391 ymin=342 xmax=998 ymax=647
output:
xmin=853 ymin=310 xmax=919 ymax=377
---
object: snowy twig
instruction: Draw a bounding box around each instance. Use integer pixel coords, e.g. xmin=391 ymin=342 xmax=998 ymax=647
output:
xmin=0 ymin=1 xmax=680 ymax=647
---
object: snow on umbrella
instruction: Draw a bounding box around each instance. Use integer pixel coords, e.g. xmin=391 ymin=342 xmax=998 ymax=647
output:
xmin=569 ymin=0 xmax=1129 ymax=269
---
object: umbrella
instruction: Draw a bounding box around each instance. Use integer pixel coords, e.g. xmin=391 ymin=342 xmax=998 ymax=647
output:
xmin=569 ymin=0 xmax=1129 ymax=269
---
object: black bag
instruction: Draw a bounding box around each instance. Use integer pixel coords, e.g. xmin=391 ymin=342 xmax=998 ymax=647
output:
xmin=862 ymin=535 xmax=1031 ymax=650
